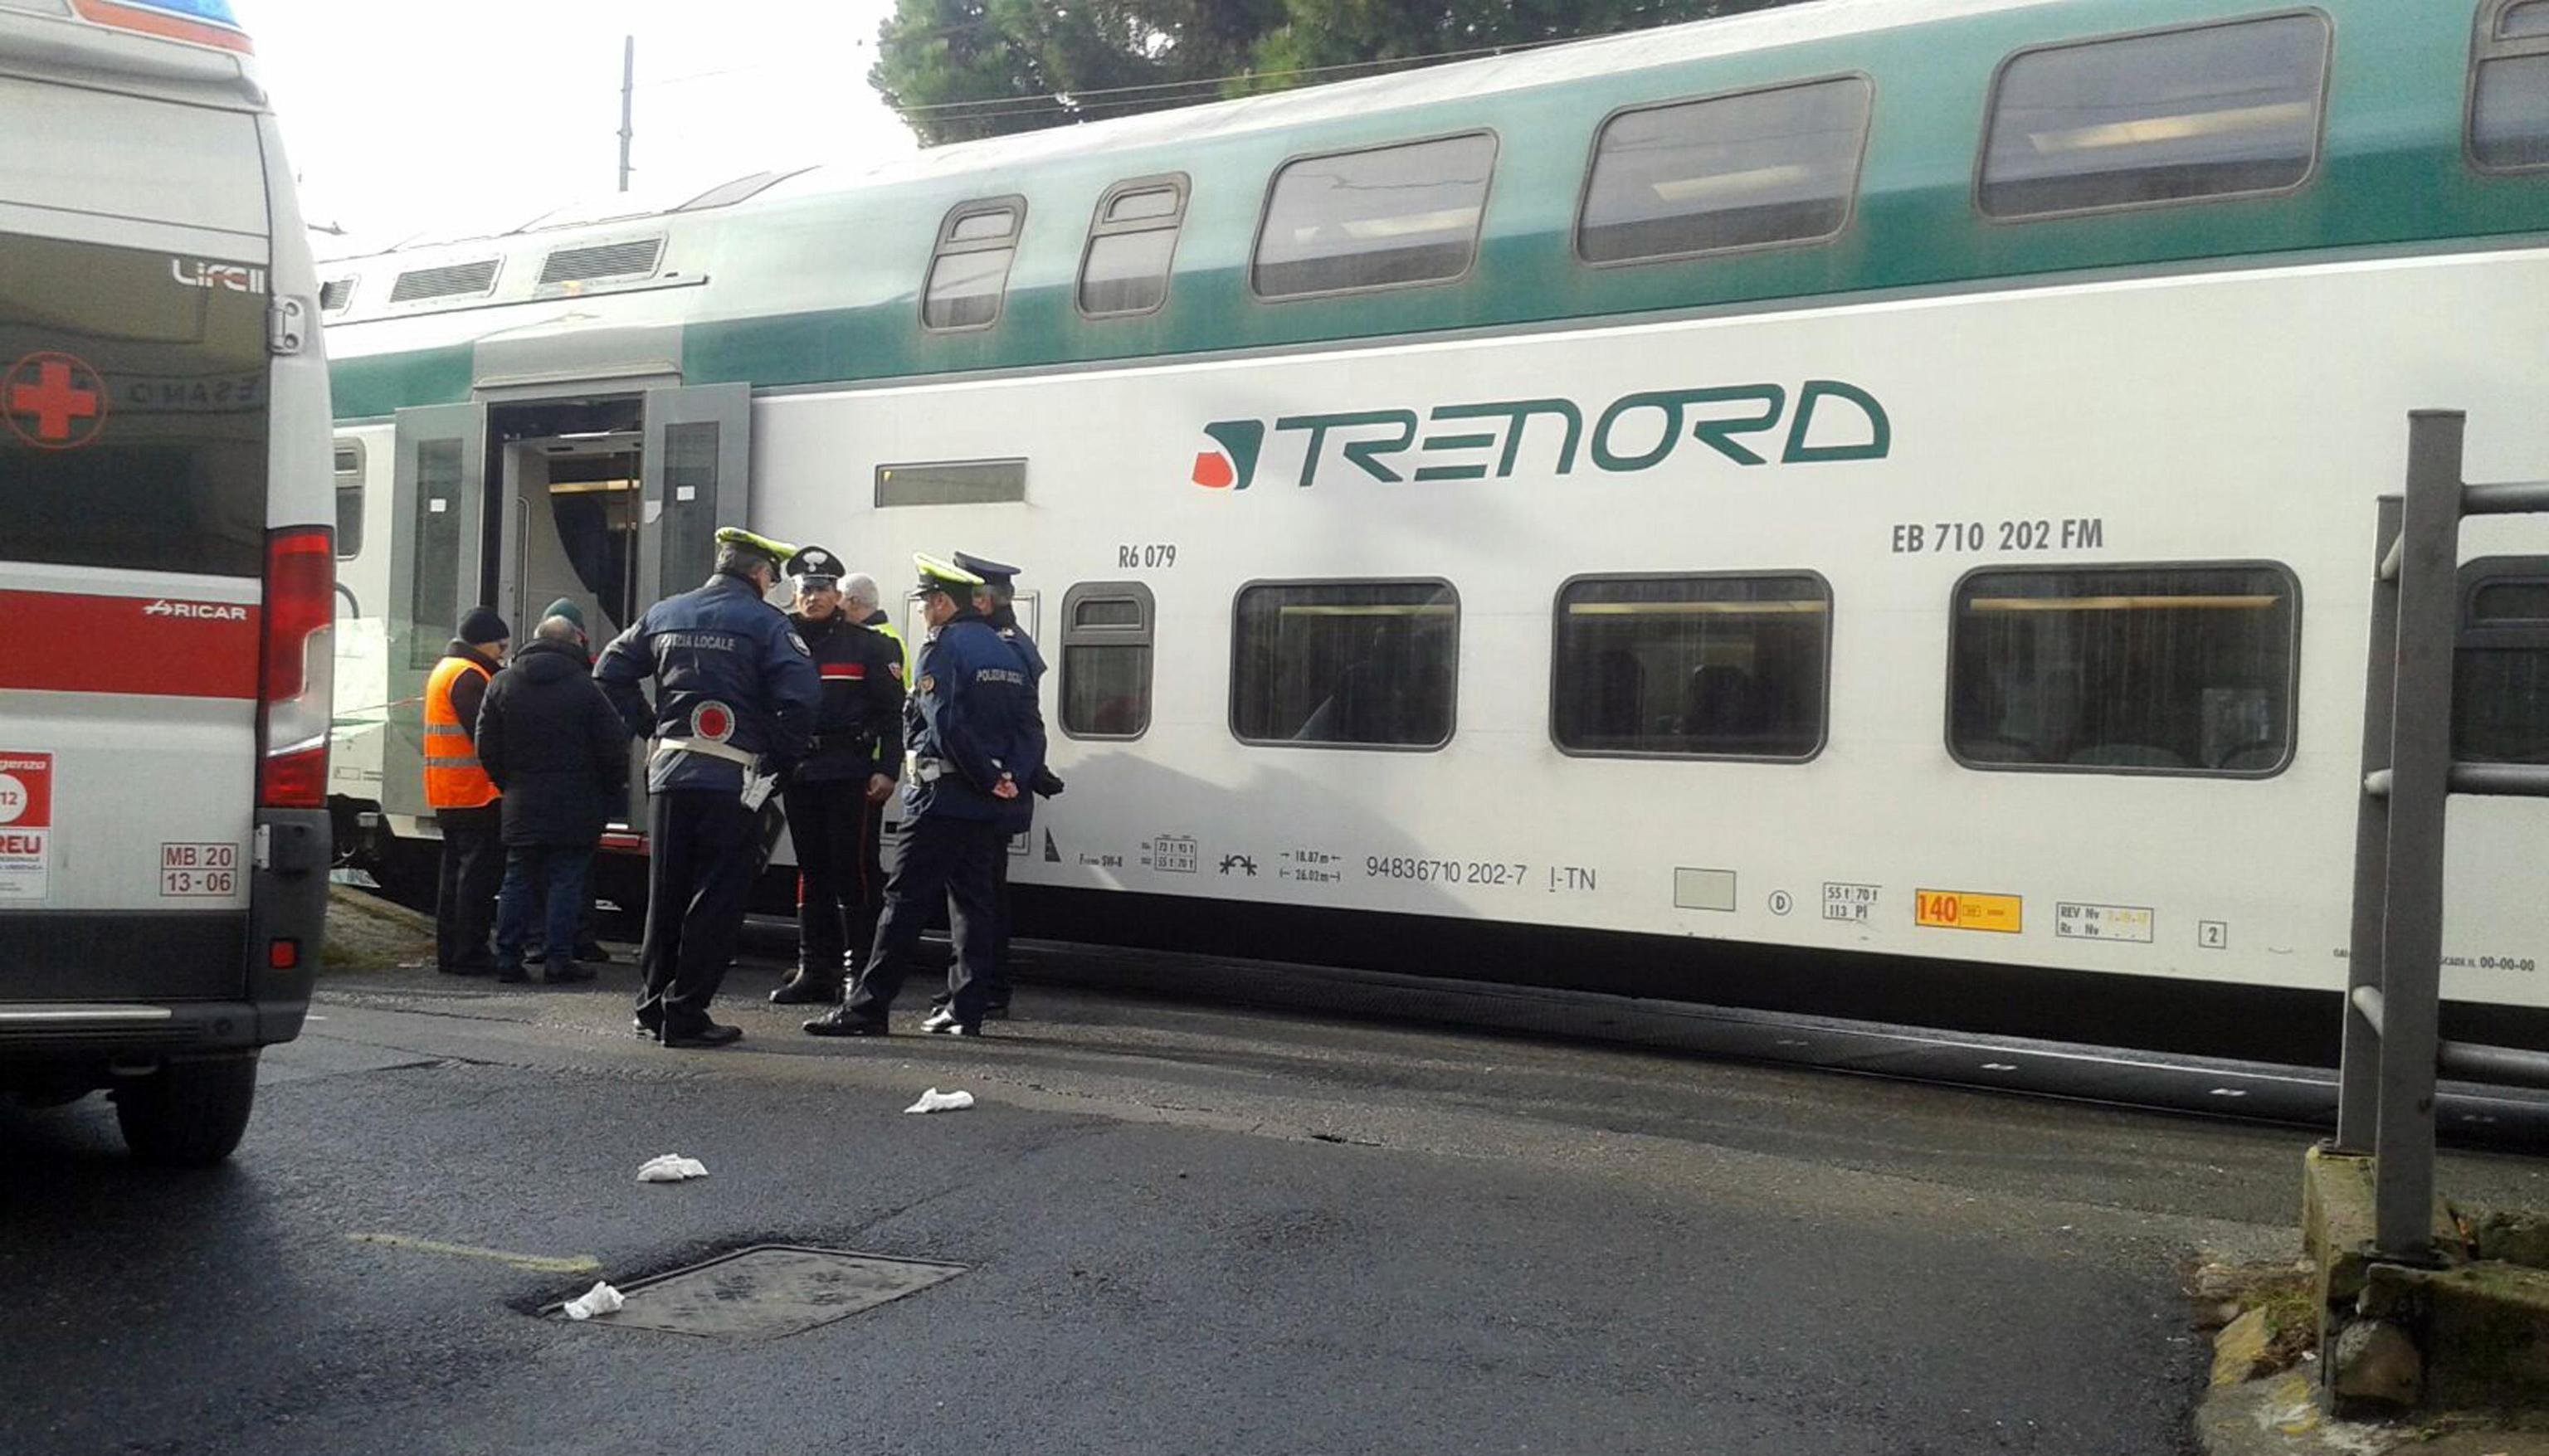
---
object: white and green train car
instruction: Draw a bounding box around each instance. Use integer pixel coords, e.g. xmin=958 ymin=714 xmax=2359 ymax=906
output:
xmin=319 ymin=0 xmax=2549 ymax=1064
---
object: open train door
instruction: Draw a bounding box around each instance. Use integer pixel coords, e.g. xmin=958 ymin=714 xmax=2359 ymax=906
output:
xmin=622 ymin=383 xmax=753 ymax=832
xmin=383 ymin=402 xmax=488 ymax=822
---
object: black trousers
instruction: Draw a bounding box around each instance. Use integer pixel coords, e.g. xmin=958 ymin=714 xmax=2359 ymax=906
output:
xmin=783 ymin=777 xmax=883 ymax=982
xmin=933 ymin=840 xmax=1015 ymax=1011
xmin=845 ymin=814 xmax=1006 ymax=1028
xmin=636 ymin=789 xmax=755 ymax=1032
xmin=433 ymin=806 xmax=503 ymax=975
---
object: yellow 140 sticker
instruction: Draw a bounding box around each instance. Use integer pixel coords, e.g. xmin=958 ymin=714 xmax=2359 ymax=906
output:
xmin=1914 ymin=889 xmax=2023 ymax=933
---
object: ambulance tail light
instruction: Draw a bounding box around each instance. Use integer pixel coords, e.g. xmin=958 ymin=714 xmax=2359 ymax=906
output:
xmin=258 ymin=527 xmax=334 ymax=809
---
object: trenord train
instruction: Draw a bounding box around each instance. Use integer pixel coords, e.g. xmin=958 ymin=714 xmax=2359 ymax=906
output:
xmin=314 ymin=0 xmax=2549 ymax=1064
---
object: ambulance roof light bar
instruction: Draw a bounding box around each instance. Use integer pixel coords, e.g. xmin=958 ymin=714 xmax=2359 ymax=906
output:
xmin=71 ymin=0 xmax=252 ymax=55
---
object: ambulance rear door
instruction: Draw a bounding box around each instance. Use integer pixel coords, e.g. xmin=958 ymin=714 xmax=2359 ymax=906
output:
xmin=0 ymin=74 xmax=275 ymax=1001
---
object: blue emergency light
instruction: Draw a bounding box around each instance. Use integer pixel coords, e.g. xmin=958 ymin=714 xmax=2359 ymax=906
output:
xmin=117 ymin=0 xmax=243 ymax=22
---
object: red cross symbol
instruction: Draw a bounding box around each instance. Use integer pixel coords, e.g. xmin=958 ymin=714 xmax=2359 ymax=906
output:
xmin=5 ymin=353 xmax=108 ymax=450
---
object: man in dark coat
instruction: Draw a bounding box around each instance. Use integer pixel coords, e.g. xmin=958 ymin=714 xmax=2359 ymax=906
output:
xmin=477 ymin=616 xmax=631 ymax=984
xmin=524 ymin=597 xmax=613 ymax=968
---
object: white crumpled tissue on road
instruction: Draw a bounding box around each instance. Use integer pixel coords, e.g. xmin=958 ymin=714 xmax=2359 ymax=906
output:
xmin=562 ymin=1282 xmax=624 ymax=1321
xmin=635 ymin=1153 xmax=709 ymax=1183
xmin=904 ymin=1088 xmax=975 ymax=1114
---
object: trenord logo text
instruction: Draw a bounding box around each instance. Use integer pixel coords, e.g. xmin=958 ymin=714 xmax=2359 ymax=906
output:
xmin=1192 ymin=378 xmax=1889 ymax=491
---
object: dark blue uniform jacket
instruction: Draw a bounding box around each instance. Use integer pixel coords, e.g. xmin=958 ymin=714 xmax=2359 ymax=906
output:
xmin=904 ymin=612 xmax=1044 ymax=832
xmin=595 ymin=571 xmax=822 ymax=794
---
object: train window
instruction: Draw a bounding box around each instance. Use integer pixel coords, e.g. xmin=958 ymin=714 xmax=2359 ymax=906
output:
xmin=319 ymin=277 xmax=354 ymax=314
xmin=2454 ymin=558 xmax=2549 ymax=762
xmin=922 ymin=197 xmax=1025 ymax=331
xmin=1949 ymin=564 xmax=2298 ymax=776
xmin=874 ymin=459 xmax=1027 ymax=508
xmin=1080 ymin=175 xmax=1188 ymax=318
xmin=1978 ymin=14 xmax=2330 ymax=219
xmin=1060 ymin=582 xmax=1156 ymax=738
xmin=333 ymin=441 xmax=364 ymax=560
xmin=1577 ymin=76 xmax=1873 ymax=265
xmin=1252 ymin=133 xmax=1497 ymax=299
xmin=1552 ymin=575 xmax=1829 ymax=759
xmin=2472 ymin=0 xmax=2549 ymax=171
xmin=1231 ymin=581 xmax=1457 ymax=749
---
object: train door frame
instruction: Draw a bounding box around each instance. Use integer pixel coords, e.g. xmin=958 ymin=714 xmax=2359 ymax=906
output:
xmin=383 ymin=402 xmax=488 ymax=821
xmin=379 ymin=382 xmax=753 ymax=827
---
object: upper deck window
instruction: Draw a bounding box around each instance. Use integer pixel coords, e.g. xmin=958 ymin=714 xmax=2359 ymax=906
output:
xmin=923 ymin=198 xmax=1024 ymax=331
xmin=1252 ymin=134 xmax=1497 ymax=299
xmin=1577 ymin=76 xmax=1873 ymax=265
xmin=1978 ymin=14 xmax=2330 ymax=220
xmin=2473 ymin=0 xmax=2549 ymax=170
xmin=1079 ymin=176 xmax=1187 ymax=318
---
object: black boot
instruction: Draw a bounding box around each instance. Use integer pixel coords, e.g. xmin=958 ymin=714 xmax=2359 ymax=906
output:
xmin=769 ymin=972 xmax=841 ymax=1006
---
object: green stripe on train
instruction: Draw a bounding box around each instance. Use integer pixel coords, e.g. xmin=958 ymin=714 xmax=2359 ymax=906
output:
xmin=331 ymin=0 xmax=2549 ymax=418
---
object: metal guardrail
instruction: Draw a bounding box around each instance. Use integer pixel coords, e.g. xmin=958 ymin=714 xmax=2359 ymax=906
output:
xmin=2339 ymin=411 xmax=2549 ymax=1260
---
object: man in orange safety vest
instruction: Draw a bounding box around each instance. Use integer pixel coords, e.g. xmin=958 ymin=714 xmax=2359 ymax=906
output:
xmin=425 ymin=606 xmax=509 ymax=976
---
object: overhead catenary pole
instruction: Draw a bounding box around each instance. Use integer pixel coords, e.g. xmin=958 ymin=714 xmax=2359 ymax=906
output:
xmin=618 ymin=35 xmax=636 ymax=193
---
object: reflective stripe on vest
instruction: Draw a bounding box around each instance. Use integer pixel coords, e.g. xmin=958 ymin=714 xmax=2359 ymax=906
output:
xmin=422 ymin=655 xmax=499 ymax=810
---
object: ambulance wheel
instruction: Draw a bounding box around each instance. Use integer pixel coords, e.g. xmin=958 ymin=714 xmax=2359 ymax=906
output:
xmin=115 ymin=1054 xmax=260 ymax=1167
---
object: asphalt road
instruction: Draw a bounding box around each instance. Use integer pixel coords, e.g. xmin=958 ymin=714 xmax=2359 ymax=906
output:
xmin=5 ymin=953 xmax=2544 ymax=1456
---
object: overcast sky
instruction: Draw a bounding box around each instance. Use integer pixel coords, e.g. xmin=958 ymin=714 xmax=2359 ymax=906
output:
xmin=235 ymin=0 xmax=919 ymax=246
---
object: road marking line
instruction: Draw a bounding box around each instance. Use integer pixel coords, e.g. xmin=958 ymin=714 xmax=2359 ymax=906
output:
xmin=347 ymin=1233 xmax=601 ymax=1274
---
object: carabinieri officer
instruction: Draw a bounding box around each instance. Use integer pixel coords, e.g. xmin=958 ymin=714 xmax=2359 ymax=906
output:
xmin=769 ymin=544 xmax=906 ymax=1006
xmin=597 ymin=526 xmax=821 ymax=1049
xmin=807 ymin=553 xmax=1043 ymax=1038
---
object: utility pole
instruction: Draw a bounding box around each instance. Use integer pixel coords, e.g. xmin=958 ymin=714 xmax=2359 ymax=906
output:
xmin=617 ymin=35 xmax=636 ymax=193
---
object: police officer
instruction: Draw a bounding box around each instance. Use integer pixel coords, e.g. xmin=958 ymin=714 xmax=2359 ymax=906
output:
xmin=806 ymin=554 xmax=1042 ymax=1038
xmin=597 ymin=527 xmax=821 ymax=1049
xmin=922 ymin=553 xmax=1059 ymax=1030
xmin=769 ymin=546 xmax=905 ymax=1006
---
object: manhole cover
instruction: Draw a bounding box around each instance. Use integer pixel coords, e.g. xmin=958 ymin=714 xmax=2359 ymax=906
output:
xmin=566 ymin=1245 xmax=967 ymax=1340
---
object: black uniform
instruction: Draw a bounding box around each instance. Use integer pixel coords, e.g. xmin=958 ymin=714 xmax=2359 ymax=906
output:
xmin=777 ymin=604 xmax=904 ymax=996
xmin=813 ymin=564 xmax=1042 ymax=1036
xmin=596 ymin=561 xmax=821 ymax=1044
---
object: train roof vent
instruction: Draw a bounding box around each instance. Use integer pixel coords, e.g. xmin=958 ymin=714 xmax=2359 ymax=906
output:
xmin=388 ymin=259 xmax=500 ymax=304
xmin=538 ymin=237 xmax=665 ymax=288
xmin=319 ymin=277 xmax=354 ymax=313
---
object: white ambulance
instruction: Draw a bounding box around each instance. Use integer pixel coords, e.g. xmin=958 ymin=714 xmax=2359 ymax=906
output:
xmin=0 ymin=0 xmax=333 ymax=1163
